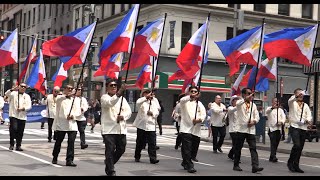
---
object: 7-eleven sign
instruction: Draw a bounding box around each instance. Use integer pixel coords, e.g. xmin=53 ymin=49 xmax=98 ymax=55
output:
xmin=148 ymin=75 xmax=160 ymax=88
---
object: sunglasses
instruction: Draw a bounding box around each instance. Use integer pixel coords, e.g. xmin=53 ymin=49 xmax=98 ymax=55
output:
xmin=109 ymin=84 xmax=117 ymax=87
xmin=20 ymin=85 xmax=27 ymax=88
xmin=190 ymin=90 xmax=198 ymax=93
xmin=77 ymin=89 xmax=82 ymax=91
xmin=67 ymin=87 xmax=74 ymax=90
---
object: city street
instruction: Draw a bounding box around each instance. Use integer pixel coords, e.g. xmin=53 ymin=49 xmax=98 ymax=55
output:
xmin=0 ymin=122 xmax=320 ymax=176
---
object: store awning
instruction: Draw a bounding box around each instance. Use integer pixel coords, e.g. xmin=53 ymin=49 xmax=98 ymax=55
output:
xmin=124 ymin=72 xmax=231 ymax=93
xmin=303 ymin=58 xmax=320 ymax=74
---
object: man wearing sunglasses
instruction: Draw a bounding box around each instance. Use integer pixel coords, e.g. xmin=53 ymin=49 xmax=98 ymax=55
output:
xmin=100 ymin=78 xmax=132 ymax=176
xmin=287 ymin=88 xmax=312 ymax=173
xmin=52 ymin=84 xmax=78 ymax=167
xmin=233 ymin=88 xmax=263 ymax=173
xmin=41 ymin=86 xmax=60 ymax=142
xmin=179 ymin=86 xmax=206 ymax=173
xmin=133 ymin=89 xmax=161 ymax=164
xmin=73 ymin=87 xmax=89 ymax=149
xmin=5 ymin=83 xmax=32 ymax=151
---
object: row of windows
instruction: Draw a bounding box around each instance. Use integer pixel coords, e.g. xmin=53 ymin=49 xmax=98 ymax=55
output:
xmin=22 ymin=4 xmax=71 ymax=29
xmin=227 ymin=4 xmax=313 ymax=19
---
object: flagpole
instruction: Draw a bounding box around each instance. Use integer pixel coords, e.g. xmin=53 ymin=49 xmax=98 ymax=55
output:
xmin=276 ymin=58 xmax=279 ymax=124
xmin=68 ymin=20 xmax=98 ymax=117
xmin=118 ymin=5 xmax=141 ymax=116
xmin=194 ymin=12 xmax=210 ymax=121
xmin=248 ymin=18 xmax=265 ymax=124
xmin=17 ymin=25 xmax=20 ymax=109
xmin=299 ymin=22 xmax=320 ymax=124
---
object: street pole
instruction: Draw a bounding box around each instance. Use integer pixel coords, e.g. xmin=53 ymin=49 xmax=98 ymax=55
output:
xmin=233 ymin=4 xmax=238 ymax=38
xmin=87 ymin=8 xmax=95 ymax=101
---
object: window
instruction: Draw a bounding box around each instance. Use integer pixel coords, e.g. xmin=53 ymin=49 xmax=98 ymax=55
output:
xmin=121 ymin=4 xmax=125 ymax=12
xmin=254 ymin=4 xmax=266 ymax=12
xmin=61 ymin=4 xmax=64 ymax=14
xmin=278 ymin=57 xmax=297 ymax=65
xmin=136 ymin=25 xmax=144 ymax=35
xmin=101 ymin=4 xmax=105 ymax=19
xmin=22 ymin=38 xmax=25 ymax=53
xmin=82 ymin=6 xmax=86 ymax=27
xmin=228 ymin=4 xmax=241 ymax=9
xmin=32 ymin=8 xmax=35 ymax=25
xmin=278 ymin=4 xmax=289 ymax=16
xmin=226 ymin=27 xmax=249 ymax=40
xmin=28 ymin=11 xmax=30 ymax=27
xmin=23 ymin=13 xmax=26 ymax=28
xmin=128 ymin=4 xmax=132 ymax=9
xmin=302 ymin=4 xmax=313 ymax=19
xmin=47 ymin=28 xmax=51 ymax=40
xmin=111 ymin=4 xmax=115 ymax=15
xmin=38 ymin=5 xmax=41 ymax=22
xmin=198 ymin=23 xmax=203 ymax=29
xmin=49 ymin=4 xmax=52 ymax=17
xmin=68 ymin=4 xmax=71 ymax=11
xmin=75 ymin=8 xmax=80 ymax=29
xmin=26 ymin=37 xmax=29 ymax=53
xmin=42 ymin=30 xmax=45 ymax=41
xmin=55 ymin=4 xmax=59 ymax=17
xmin=181 ymin=21 xmax=192 ymax=51
xmin=43 ymin=4 xmax=46 ymax=19
xmin=60 ymin=28 xmax=63 ymax=35
xmin=66 ymin=24 xmax=70 ymax=33
xmin=99 ymin=36 xmax=104 ymax=46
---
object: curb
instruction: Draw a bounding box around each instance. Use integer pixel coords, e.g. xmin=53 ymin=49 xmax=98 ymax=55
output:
xmin=200 ymin=137 xmax=320 ymax=159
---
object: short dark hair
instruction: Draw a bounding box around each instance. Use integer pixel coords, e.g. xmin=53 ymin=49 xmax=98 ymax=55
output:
xmin=105 ymin=78 xmax=117 ymax=87
xmin=241 ymin=87 xmax=251 ymax=95
xmin=188 ymin=86 xmax=199 ymax=92
xmin=294 ymin=88 xmax=302 ymax=94
xmin=178 ymin=93 xmax=186 ymax=100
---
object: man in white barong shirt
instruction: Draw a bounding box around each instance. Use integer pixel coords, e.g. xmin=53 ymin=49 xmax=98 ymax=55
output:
xmin=179 ymin=86 xmax=206 ymax=173
xmin=266 ymin=97 xmax=286 ymax=163
xmin=133 ymin=89 xmax=160 ymax=164
xmin=5 ymin=83 xmax=32 ymax=151
xmin=74 ymin=87 xmax=89 ymax=149
xmin=233 ymin=88 xmax=263 ymax=173
xmin=100 ymin=78 xmax=132 ymax=176
xmin=287 ymin=88 xmax=312 ymax=173
xmin=52 ymin=84 xmax=78 ymax=167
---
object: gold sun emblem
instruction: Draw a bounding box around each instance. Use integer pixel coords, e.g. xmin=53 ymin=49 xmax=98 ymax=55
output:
xmin=39 ymin=61 xmax=43 ymax=70
xmin=267 ymin=59 xmax=273 ymax=67
xmin=115 ymin=54 xmax=122 ymax=62
xmin=11 ymin=39 xmax=16 ymax=47
xmin=147 ymin=65 xmax=153 ymax=71
xmin=251 ymin=39 xmax=260 ymax=50
xmin=126 ymin=22 xmax=133 ymax=33
xmin=303 ymin=38 xmax=311 ymax=49
xmin=148 ymin=27 xmax=160 ymax=42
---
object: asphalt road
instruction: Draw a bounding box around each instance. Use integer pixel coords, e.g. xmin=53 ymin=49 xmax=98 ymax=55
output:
xmin=0 ymin=123 xmax=320 ymax=176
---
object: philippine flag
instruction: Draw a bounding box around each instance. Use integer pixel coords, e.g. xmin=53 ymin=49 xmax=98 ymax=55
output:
xmin=264 ymin=24 xmax=318 ymax=66
xmin=52 ymin=62 xmax=68 ymax=88
xmin=18 ymin=34 xmax=38 ymax=83
xmin=0 ymin=28 xmax=18 ymax=67
xmin=231 ymin=64 xmax=247 ymax=96
xmin=182 ymin=70 xmax=200 ymax=93
xmin=26 ymin=51 xmax=47 ymax=95
xmin=98 ymin=4 xmax=139 ymax=73
xmin=135 ymin=58 xmax=157 ymax=89
xmin=94 ymin=53 xmax=123 ymax=77
xmin=123 ymin=17 xmax=164 ymax=70
xmin=176 ymin=22 xmax=207 ymax=78
xmin=59 ymin=22 xmax=96 ymax=70
xmin=42 ymin=22 xmax=96 ymax=58
xmin=258 ymin=54 xmax=277 ymax=80
xmin=241 ymin=66 xmax=269 ymax=92
xmin=215 ymin=25 xmax=263 ymax=76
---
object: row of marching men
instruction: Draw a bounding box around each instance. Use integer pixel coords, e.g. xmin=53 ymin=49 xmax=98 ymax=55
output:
xmin=3 ymin=80 xmax=312 ymax=175
xmin=172 ymin=86 xmax=312 ymax=174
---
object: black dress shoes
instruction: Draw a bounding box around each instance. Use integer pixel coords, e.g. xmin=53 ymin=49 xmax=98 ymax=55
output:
xmin=66 ymin=162 xmax=77 ymax=167
xmin=293 ymin=166 xmax=304 ymax=173
xmin=233 ymin=166 xmax=243 ymax=171
xmin=135 ymin=158 xmax=140 ymax=162
xmin=52 ymin=159 xmax=57 ymax=164
xmin=81 ymin=144 xmax=88 ymax=149
xmin=107 ymin=171 xmax=116 ymax=176
xmin=191 ymin=158 xmax=199 ymax=162
xmin=217 ymin=147 xmax=223 ymax=153
xmin=9 ymin=145 xmax=14 ymax=151
xmin=150 ymin=159 xmax=159 ymax=164
xmin=15 ymin=147 xmax=23 ymax=151
xmin=287 ymin=162 xmax=296 ymax=172
xmin=252 ymin=167 xmax=264 ymax=173
xmin=187 ymin=167 xmax=197 ymax=173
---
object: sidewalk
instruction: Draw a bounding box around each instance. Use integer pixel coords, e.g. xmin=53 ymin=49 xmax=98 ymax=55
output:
xmin=198 ymin=126 xmax=320 ymax=159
